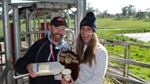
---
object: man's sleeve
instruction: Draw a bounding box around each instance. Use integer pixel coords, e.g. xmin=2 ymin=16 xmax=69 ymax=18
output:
xmin=15 ymin=41 xmax=40 ymax=74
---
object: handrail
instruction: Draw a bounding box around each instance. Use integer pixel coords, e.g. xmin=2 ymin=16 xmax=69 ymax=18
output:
xmin=108 ymin=56 xmax=150 ymax=68
xmin=100 ymin=38 xmax=150 ymax=48
xmin=107 ymin=63 xmax=150 ymax=84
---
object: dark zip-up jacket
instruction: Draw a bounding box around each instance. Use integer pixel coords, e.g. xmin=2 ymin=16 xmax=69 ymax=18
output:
xmin=15 ymin=35 xmax=70 ymax=84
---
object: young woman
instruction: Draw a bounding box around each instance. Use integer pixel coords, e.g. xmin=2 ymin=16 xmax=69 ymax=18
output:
xmin=61 ymin=12 xmax=108 ymax=84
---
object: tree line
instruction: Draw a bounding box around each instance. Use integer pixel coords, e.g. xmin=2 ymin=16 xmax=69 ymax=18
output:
xmin=86 ymin=3 xmax=150 ymax=19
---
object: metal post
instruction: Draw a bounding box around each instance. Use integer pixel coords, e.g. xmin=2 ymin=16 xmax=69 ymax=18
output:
xmin=2 ymin=0 xmax=11 ymax=65
xmin=13 ymin=5 xmax=23 ymax=84
xmin=33 ymin=15 xmax=37 ymax=41
xmin=127 ymin=44 xmax=130 ymax=78
xmin=76 ymin=0 xmax=84 ymax=36
xmin=74 ymin=11 xmax=78 ymax=37
xmin=2 ymin=0 xmax=11 ymax=84
xmin=64 ymin=12 xmax=71 ymax=28
xmin=13 ymin=5 xmax=20 ymax=69
xmin=37 ymin=17 xmax=40 ymax=39
xmin=25 ymin=9 xmax=31 ymax=48
xmin=83 ymin=0 xmax=87 ymax=17
xmin=64 ymin=12 xmax=72 ymax=48
xmin=123 ymin=43 xmax=127 ymax=84
xmin=44 ymin=14 xmax=47 ymax=30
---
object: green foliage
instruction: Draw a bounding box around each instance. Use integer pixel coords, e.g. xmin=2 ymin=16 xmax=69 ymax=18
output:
xmin=129 ymin=65 xmax=150 ymax=81
xmin=103 ymin=76 xmax=117 ymax=84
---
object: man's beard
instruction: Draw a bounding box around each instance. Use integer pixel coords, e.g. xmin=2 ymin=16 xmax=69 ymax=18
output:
xmin=51 ymin=33 xmax=63 ymax=42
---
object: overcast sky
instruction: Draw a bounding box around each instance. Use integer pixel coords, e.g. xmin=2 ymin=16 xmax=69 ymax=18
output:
xmin=87 ymin=0 xmax=150 ymax=14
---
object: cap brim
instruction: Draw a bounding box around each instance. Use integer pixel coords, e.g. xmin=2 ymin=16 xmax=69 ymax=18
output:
xmin=53 ymin=23 xmax=68 ymax=28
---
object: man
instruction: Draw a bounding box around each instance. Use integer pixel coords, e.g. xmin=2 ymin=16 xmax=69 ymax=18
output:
xmin=15 ymin=16 xmax=70 ymax=84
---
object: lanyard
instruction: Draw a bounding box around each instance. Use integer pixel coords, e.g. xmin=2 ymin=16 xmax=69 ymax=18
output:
xmin=47 ymin=44 xmax=62 ymax=61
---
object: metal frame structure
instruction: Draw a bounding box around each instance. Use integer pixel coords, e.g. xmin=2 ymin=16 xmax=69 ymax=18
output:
xmin=0 ymin=0 xmax=86 ymax=84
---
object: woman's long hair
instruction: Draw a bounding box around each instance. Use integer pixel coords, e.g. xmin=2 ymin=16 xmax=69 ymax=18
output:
xmin=76 ymin=33 xmax=99 ymax=67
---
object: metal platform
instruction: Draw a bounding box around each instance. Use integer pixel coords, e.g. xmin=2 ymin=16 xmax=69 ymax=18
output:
xmin=0 ymin=0 xmax=86 ymax=84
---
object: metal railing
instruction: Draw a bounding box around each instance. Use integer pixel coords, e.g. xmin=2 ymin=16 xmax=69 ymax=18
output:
xmin=100 ymin=37 xmax=150 ymax=84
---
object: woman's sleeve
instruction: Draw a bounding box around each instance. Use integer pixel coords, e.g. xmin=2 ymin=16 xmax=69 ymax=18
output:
xmin=85 ymin=48 xmax=108 ymax=84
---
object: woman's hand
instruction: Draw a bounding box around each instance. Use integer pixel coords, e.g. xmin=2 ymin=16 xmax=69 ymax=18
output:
xmin=61 ymin=77 xmax=75 ymax=84
xmin=27 ymin=63 xmax=39 ymax=78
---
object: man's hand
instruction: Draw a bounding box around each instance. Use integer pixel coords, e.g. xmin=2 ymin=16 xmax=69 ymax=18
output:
xmin=27 ymin=63 xmax=39 ymax=78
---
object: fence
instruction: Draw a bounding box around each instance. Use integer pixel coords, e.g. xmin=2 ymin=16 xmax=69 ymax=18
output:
xmin=100 ymin=37 xmax=150 ymax=84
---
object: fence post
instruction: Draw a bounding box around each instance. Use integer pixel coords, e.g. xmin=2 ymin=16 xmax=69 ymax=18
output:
xmin=39 ymin=22 xmax=50 ymax=39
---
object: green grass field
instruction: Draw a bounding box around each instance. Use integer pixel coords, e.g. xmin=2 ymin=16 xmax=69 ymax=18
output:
xmin=95 ymin=18 xmax=150 ymax=44
xmin=95 ymin=18 xmax=150 ymax=82
xmin=96 ymin=18 xmax=150 ymax=29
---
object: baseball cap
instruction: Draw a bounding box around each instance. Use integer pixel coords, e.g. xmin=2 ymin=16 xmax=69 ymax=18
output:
xmin=50 ymin=16 xmax=68 ymax=28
